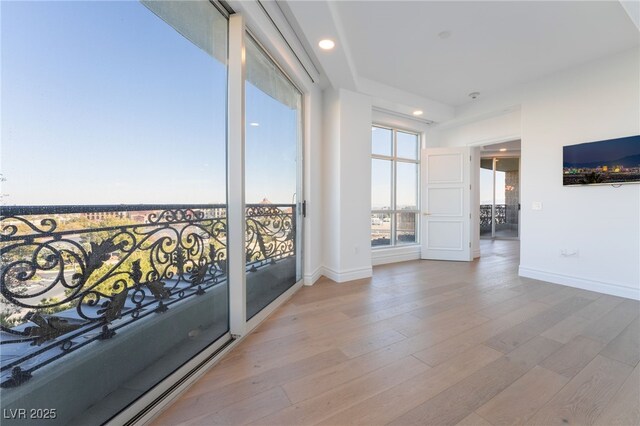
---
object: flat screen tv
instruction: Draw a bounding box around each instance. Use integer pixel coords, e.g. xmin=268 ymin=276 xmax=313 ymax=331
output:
xmin=563 ymin=135 xmax=640 ymax=186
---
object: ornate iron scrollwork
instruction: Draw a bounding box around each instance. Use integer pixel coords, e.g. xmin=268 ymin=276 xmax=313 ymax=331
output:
xmin=0 ymin=204 xmax=295 ymax=387
xmin=22 ymin=312 xmax=85 ymax=346
xmin=480 ymin=204 xmax=507 ymax=232
xmin=245 ymin=205 xmax=295 ymax=270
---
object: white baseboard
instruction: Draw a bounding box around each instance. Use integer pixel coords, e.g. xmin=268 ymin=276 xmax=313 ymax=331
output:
xmin=372 ymin=246 xmax=421 ymax=266
xmin=303 ymin=267 xmax=323 ymax=286
xmin=519 ymin=266 xmax=640 ymax=300
xmin=473 ymin=249 xmax=481 ymax=259
xmin=322 ymin=265 xmax=373 ymax=283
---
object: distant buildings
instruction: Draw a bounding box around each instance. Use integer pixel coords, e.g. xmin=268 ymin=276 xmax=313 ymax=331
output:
xmin=84 ymin=211 xmax=131 ymax=221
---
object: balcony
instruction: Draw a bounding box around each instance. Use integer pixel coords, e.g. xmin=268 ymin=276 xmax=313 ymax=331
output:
xmin=480 ymin=204 xmax=519 ymax=239
xmin=0 ymin=204 xmax=296 ymax=424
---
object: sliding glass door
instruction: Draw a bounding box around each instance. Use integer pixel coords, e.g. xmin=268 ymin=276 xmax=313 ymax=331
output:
xmin=244 ymin=35 xmax=303 ymax=320
xmin=1 ymin=1 xmax=229 ymax=424
xmin=480 ymin=157 xmax=520 ymax=239
xmin=1 ymin=3 xmax=308 ymax=423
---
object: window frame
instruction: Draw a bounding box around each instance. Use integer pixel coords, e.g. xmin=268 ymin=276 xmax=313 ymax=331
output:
xmin=371 ymin=124 xmax=421 ymax=248
xmin=243 ymin=29 xmax=305 ymax=321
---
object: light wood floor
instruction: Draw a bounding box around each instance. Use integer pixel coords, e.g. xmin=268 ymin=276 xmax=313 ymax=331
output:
xmin=152 ymin=240 xmax=639 ymax=426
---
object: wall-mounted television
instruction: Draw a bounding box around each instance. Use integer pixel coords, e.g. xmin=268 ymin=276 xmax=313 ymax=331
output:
xmin=563 ymin=135 xmax=640 ymax=186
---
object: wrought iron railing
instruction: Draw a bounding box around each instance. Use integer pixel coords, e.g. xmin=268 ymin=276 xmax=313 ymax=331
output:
xmin=480 ymin=204 xmax=507 ymax=231
xmin=0 ymin=204 xmax=295 ymax=387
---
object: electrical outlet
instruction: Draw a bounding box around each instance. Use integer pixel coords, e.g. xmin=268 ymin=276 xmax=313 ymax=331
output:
xmin=532 ymin=202 xmax=543 ymax=211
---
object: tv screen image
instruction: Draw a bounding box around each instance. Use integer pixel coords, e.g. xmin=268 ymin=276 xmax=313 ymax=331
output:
xmin=563 ymin=135 xmax=640 ymax=186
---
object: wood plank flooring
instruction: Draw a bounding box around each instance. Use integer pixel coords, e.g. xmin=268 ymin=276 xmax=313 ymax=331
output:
xmin=151 ymin=240 xmax=639 ymax=426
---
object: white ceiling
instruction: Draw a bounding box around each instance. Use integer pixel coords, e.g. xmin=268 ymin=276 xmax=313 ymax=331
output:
xmin=481 ymin=139 xmax=521 ymax=153
xmin=286 ymin=1 xmax=639 ymax=107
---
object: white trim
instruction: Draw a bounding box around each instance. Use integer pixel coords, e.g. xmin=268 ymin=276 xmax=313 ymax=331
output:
xmin=465 ymin=134 xmax=521 ymax=148
xmin=518 ymin=266 xmax=640 ymax=301
xmin=246 ymin=280 xmax=304 ymax=330
xmin=227 ymin=0 xmax=316 ymax=92
xmin=621 ymin=0 xmax=640 ymax=31
xmin=227 ymin=14 xmax=247 ymax=336
xmin=372 ymin=107 xmax=435 ymax=127
xmin=372 ymin=245 xmax=421 ymax=266
xmin=250 ymin=0 xmax=321 ymax=82
xmin=322 ymin=266 xmax=373 ymax=283
xmin=304 ymin=266 xmax=323 ymax=286
xmin=473 ymin=249 xmax=481 ymax=259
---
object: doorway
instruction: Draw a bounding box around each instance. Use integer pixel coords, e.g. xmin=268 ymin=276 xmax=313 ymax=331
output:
xmin=479 ymin=141 xmax=520 ymax=240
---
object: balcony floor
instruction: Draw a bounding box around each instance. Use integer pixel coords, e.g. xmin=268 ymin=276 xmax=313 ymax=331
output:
xmin=152 ymin=240 xmax=639 ymax=426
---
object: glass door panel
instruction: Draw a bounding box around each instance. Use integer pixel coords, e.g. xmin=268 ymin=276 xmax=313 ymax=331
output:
xmin=480 ymin=159 xmax=494 ymax=238
xmin=496 ymin=158 xmax=520 ymax=238
xmin=479 ymin=157 xmax=519 ymax=239
xmin=0 ymin=1 xmax=229 ymax=424
xmin=245 ymin=36 xmax=302 ymax=320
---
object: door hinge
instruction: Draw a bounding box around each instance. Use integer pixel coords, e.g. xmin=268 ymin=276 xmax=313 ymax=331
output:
xmin=302 ymin=200 xmax=307 ymax=218
xmin=469 ymin=242 xmax=471 ymax=248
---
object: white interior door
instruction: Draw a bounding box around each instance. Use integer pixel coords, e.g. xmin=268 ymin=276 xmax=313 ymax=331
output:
xmin=421 ymin=147 xmax=472 ymax=261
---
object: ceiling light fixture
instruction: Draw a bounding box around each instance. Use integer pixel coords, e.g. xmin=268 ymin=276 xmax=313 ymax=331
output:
xmin=412 ymin=110 xmax=424 ymax=116
xmin=438 ymin=30 xmax=452 ymax=39
xmin=249 ymin=122 xmax=259 ymax=127
xmin=318 ymin=39 xmax=335 ymax=50
xmin=499 ymin=148 xmax=507 ymax=152
xmin=469 ymin=92 xmax=480 ymax=100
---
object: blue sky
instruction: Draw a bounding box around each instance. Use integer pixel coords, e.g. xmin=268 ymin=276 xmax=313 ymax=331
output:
xmin=371 ymin=127 xmax=418 ymax=209
xmin=1 ymin=1 xmax=299 ymax=206
xmin=246 ymin=82 xmax=298 ymax=205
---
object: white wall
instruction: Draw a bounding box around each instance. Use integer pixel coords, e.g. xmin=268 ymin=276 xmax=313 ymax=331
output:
xmin=437 ymin=47 xmax=640 ymax=299
xmin=322 ymin=88 xmax=374 ymax=281
xmin=519 ymin=47 xmax=640 ymax=299
xmin=303 ymin=86 xmax=325 ymax=285
xmin=339 ymin=90 xmax=373 ymax=275
xmin=433 ymin=109 xmax=522 ymax=147
xmin=322 ymin=88 xmax=342 ymax=276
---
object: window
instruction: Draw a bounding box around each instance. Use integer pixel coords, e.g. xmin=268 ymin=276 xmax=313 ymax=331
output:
xmin=371 ymin=126 xmax=420 ymax=247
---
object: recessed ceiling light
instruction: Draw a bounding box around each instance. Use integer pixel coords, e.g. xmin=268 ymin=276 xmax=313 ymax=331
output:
xmin=438 ymin=30 xmax=452 ymax=39
xmin=318 ymin=39 xmax=335 ymax=50
xmin=412 ymin=110 xmax=424 ymax=116
xmin=249 ymin=122 xmax=259 ymax=127
xmin=499 ymin=148 xmax=507 ymax=152
xmin=469 ymin=92 xmax=480 ymax=100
